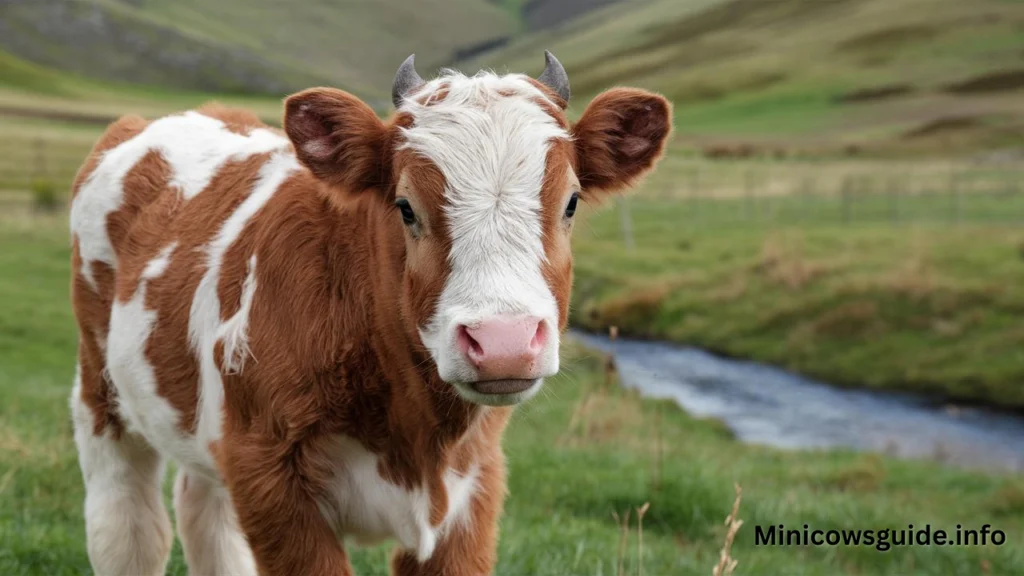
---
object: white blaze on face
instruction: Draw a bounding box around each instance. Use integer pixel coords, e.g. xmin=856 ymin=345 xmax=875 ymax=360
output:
xmin=399 ymin=72 xmax=569 ymax=395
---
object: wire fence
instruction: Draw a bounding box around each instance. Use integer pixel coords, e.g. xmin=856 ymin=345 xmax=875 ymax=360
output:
xmin=0 ymin=136 xmax=91 ymax=206
xmin=617 ymin=156 xmax=1024 ymax=236
xmin=3 ymin=136 xmax=1023 ymax=229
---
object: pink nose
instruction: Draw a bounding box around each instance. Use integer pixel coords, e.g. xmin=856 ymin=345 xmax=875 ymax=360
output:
xmin=457 ymin=316 xmax=546 ymax=380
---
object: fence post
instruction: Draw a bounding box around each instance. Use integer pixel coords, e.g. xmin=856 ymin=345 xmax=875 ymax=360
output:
xmin=840 ymin=175 xmax=852 ymax=224
xmin=744 ymin=168 xmax=754 ymax=221
xmin=948 ymin=169 xmax=960 ymax=225
xmin=689 ymin=163 xmax=700 ymax=220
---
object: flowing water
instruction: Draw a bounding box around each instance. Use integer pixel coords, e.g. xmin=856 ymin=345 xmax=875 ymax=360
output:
xmin=571 ymin=330 xmax=1024 ymax=472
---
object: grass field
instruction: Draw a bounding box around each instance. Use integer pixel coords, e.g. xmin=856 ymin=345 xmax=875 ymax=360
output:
xmin=2 ymin=3 xmax=1022 ymax=574
xmin=572 ymin=193 xmax=1024 ymax=410
xmin=1 ymin=211 xmax=1022 ymax=575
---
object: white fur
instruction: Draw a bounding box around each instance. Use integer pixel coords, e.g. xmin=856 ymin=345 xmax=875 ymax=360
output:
xmin=142 ymin=241 xmax=177 ymax=280
xmin=70 ymin=111 xmax=289 ymax=289
xmin=174 ymin=469 xmax=258 ymax=576
xmin=188 ymin=152 xmax=299 ymax=460
xmin=442 ymin=463 xmax=481 ymax=533
xmin=319 ymin=435 xmax=481 ymax=562
xmin=70 ymin=371 xmax=174 ymax=576
xmin=107 ymin=241 xmax=214 ymax=472
xmin=400 ymin=72 xmax=567 ymax=404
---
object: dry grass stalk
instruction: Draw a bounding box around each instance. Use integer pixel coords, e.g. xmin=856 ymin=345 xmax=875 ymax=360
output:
xmin=636 ymin=502 xmax=650 ymax=576
xmin=712 ymin=483 xmax=744 ymax=576
xmin=612 ymin=508 xmax=632 ymax=576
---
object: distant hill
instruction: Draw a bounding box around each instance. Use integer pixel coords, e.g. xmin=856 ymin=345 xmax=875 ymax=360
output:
xmin=467 ymin=0 xmax=1024 ymax=155
xmin=0 ymin=0 xmax=517 ymax=100
xmin=519 ymin=0 xmax=625 ymax=31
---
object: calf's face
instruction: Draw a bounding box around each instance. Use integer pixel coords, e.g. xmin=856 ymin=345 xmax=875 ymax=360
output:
xmin=284 ymin=53 xmax=672 ymax=406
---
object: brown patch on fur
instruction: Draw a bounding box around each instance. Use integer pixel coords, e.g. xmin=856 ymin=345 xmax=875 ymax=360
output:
xmin=108 ymin=151 xmax=174 ymax=296
xmin=540 ymin=139 xmax=577 ymax=331
xmin=531 ymin=96 xmax=571 ymax=131
xmin=72 ymin=248 xmax=122 ymax=436
xmin=71 ymin=115 xmax=150 ymax=199
xmin=393 ymin=150 xmax=453 ymax=345
xmin=147 ymin=153 xmax=277 ymax=431
xmin=572 ymin=88 xmax=673 ymax=199
xmin=394 ymin=407 xmax=511 ymax=575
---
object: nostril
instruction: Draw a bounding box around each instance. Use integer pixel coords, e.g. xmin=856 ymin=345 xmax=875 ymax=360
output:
xmin=530 ymin=320 xmax=546 ymax=352
xmin=457 ymin=325 xmax=484 ymax=361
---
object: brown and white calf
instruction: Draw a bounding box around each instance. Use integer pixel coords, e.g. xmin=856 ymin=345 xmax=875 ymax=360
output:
xmin=69 ymin=52 xmax=671 ymax=576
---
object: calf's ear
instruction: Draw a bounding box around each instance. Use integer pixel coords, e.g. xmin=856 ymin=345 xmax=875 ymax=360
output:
xmin=571 ymin=88 xmax=673 ymax=200
xmin=283 ymin=88 xmax=391 ymax=192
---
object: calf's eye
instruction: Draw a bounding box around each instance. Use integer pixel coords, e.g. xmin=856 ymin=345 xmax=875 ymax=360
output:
xmin=564 ymin=192 xmax=579 ymax=218
xmin=395 ymin=198 xmax=416 ymax=225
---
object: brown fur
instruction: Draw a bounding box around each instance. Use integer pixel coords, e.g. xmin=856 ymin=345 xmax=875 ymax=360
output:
xmin=571 ymin=87 xmax=674 ymax=198
xmin=71 ymin=79 xmax=672 ymax=575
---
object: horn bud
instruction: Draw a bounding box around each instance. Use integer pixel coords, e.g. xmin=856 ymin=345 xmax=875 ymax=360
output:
xmin=392 ymin=54 xmax=424 ymax=109
xmin=536 ymin=50 xmax=570 ymax=104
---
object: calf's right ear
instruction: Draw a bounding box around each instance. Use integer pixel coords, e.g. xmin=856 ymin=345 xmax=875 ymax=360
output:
xmin=283 ymin=88 xmax=391 ymax=192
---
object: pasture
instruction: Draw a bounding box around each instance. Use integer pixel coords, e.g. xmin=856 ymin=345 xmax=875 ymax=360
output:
xmin=572 ymin=168 xmax=1024 ymax=409
xmin=2 ymin=198 xmax=1023 ymax=575
xmin=2 ymin=0 xmax=1022 ymax=573
xmin=1 ymin=59 xmax=1022 ymax=574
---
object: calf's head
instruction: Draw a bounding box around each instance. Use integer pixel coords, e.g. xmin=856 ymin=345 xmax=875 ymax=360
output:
xmin=284 ymin=53 xmax=672 ymax=406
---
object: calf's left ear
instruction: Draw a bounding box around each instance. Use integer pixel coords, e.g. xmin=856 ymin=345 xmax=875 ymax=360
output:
xmin=571 ymin=88 xmax=673 ymax=200
xmin=283 ymin=88 xmax=390 ymax=192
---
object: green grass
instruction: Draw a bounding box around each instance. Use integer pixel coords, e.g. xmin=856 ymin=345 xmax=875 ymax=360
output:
xmin=571 ymin=189 xmax=1024 ymax=409
xmin=1 ymin=212 xmax=1022 ymax=575
xmin=467 ymin=0 xmax=1024 ymax=154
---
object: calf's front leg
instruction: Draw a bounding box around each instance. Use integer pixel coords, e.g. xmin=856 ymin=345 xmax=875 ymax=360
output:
xmin=220 ymin=432 xmax=353 ymax=576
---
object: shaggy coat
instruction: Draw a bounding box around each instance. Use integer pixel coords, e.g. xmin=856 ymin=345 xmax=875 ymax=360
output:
xmin=69 ymin=69 xmax=671 ymax=575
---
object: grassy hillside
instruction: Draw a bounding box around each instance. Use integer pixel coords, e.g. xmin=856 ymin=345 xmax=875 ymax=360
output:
xmin=569 ymin=189 xmax=1024 ymax=410
xmin=0 ymin=51 xmax=286 ymax=194
xmin=468 ymin=0 xmax=1024 ymax=155
xmin=1 ymin=211 xmax=1022 ymax=575
xmin=0 ymin=0 xmax=516 ymax=99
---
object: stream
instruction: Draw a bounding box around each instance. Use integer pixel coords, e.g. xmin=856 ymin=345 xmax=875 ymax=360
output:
xmin=570 ymin=330 xmax=1024 ymax=472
